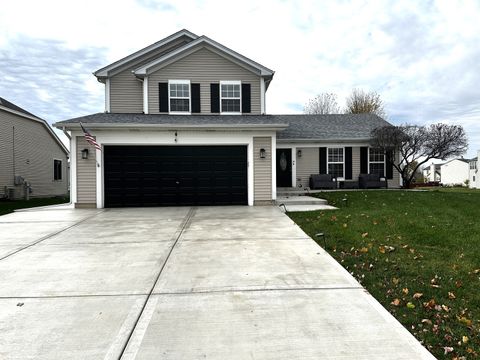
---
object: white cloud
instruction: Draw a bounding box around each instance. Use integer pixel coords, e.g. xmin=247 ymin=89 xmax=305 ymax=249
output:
xmin=0 ymin=0 xmax=479 ymax=157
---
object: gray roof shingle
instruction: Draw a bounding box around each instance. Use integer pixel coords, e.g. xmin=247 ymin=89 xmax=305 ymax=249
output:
xmin=54 ymin=113 xmax=391 ymax=141
xmin=0 ymin=97 xmax=38 ymax=118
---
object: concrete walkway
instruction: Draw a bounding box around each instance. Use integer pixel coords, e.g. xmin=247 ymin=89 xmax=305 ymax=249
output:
xmin=0 ymin=206 xmax=434 ymax=359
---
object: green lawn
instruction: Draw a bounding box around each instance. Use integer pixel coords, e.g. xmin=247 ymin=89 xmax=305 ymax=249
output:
xmin=0 ymin=197 xmax=69 ymax=216
xmin=288 ymin=189 xmax=480 ymax=359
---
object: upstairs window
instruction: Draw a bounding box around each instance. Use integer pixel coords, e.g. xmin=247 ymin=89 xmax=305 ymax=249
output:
xmin=169 ymin=80 xmax=190 ymax=113
xmin=53 ymin=159 xmax=62 ymax=181
xmin=369 ymin=148 xmax=385 ymax=176
xmin=220 ymin=81 xmax=241 ymax=114
xmin=327 ymin=147 xmax=344 ymax=178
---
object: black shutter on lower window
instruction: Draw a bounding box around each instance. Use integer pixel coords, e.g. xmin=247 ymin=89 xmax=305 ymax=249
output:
xmin=386 ymin=150 xmax=394 ymax=179
xmin=241 ymin=83 xmax=251 ymax=113
xmin=210 ymin=83 xmax=220 ymax=113
xmin=360 ymin=147 xmax=368 ymax=174
xmin=158 ymin=83 xmax=168 ymax=113
xmin=191 ymin=83 xmax=201 ymax=113
xmin=345 ymin=147 xmax=352 ymax=179
xmin=319 ymin=147 xmax=327 ymax=174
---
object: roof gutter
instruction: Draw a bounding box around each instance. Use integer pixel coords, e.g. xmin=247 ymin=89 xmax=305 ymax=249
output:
xmin=276 ymin=138 xmax=373 ymax=143
xmin=53 ymin=122 xmax=289 ymax=132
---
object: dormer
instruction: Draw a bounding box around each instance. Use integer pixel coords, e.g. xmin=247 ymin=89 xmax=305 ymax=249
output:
xmin=94 ymin=30 xmax=274 ymax=115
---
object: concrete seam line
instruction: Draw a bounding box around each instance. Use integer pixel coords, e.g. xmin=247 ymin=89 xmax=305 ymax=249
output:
xmin=0 ymin=210 xmax=105 ymax=262
xmin=103 ymin=297 xmax=146 ymax=360
xmin=117 ymin=207 xmax=196 ymax=360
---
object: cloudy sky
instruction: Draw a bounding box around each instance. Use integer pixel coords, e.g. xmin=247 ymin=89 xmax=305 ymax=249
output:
xmin=1 ymin=0 xmax=479 ymax=157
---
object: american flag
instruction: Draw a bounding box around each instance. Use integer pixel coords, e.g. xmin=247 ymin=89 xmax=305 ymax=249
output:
xmin=80 ymin=123 xmax=101 ymax=151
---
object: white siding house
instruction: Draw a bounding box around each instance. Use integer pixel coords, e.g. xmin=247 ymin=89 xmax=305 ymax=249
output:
xmin=422 ymin=163 xmax=441 ymax=182
xmin=440 ymin=159 xmax=469 ymax=186
xmin=468 ymin=151 xmax=479 ymax=189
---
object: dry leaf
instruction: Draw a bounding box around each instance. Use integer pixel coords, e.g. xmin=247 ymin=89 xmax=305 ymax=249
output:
xmin=443 ymin=347 xmax=454 ymax=355
xmin=359 ymin=247 xmax=369 ymax=253
xmin=392 ymin=277 xmax=400 ymax=285
xmin=448 ymin=292 xmax=456 ymax=300
xmin=413 ymin=293 xmax=423 ymax=299
xmin=391 ymin=298 xmax=401 ymax=306
xmin=402 ymin=288 xmax=409 ymax=295
xmin=462 ymin=336 xmax=469 ymax=344
xmin=361 ymin=232 xmax=369 ymax=238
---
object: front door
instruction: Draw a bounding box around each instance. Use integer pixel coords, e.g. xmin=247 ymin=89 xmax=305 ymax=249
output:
xmin=276 ymin=149 xmax=292 ymax=187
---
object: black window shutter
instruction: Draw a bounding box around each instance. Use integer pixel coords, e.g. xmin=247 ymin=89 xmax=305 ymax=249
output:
xmin=345 ymin=147 xmax=352 ymax=179
xmin=158 ymin=83 xmax=168 ymax=113
xmin=360 ymin=147 xmax=368 ymax=174
xmin=191 ymin=83 xmax=201 ymax=113
xmin=319 ymin=147 xmax=327 ymax=174
xmin=386 ymin=150 xmax=394 ymax=179
xmin=210 ymin=83 xmax=220 ymax=113
xmin=241 ymin=83 xmax=251 ymax=113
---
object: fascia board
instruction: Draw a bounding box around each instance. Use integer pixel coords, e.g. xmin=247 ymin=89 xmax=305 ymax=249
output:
xmin=94 ymin=29 xmax=198 ymax=77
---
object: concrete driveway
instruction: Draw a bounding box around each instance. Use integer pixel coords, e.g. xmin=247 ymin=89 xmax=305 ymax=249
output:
xmin=0 ymin=206 xmax=434 ymax=359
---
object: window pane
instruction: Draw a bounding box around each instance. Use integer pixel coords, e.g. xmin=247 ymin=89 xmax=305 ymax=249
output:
xmin=369 ymin=149 xmax=384 ymax=162
xmin=328 ymin=148 xmax=343 ymax=162
xmin=328 ymin=163 xmax=343 ymax=178
xmin=369 ymin=163 xmax=384 ymax=177
xmin=221 ymin=84 xmax=240 ymax=98
xmin=221 ymin=99 xmax=240 ymax=112
xmin=54 ymin=160 xmax=62 ymax=180
xmin=170 ymin=98 xmax=190 ymax=112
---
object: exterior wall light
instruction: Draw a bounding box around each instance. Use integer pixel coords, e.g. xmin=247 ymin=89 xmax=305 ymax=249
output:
xmin=259 ymin=148 xmax=266 ymax=159
xmin=81 ymin=148 xmax=89 ymax=159
xmin=297 ymin=149 xmax=302 ymax=158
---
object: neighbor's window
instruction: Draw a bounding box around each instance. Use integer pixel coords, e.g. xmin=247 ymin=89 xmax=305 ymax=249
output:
xmin=369 ymin=148 xmax=385 ymax=176
xmin=54 ymin=159 xmax=62 ymax=181
xmin=220 ymin=81 xmax=241 ymax=114
xmin=169 ymin=80 xmax=190 ymax=113
xmin=470 ymin=161 xmax=477 ymax=170
xmin=327 ymin=147 xmax=344 ymax=178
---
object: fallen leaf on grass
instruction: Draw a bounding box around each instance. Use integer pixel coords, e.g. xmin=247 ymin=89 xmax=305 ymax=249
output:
xmin=448 ymin=292 xmax=456 ymax=299
xmin=406 ymin=302 xmax=415 ymax=309
xmin=391 ymin=298 xmax=401 ymax=306
xmin=392 ymin=277 xmax=400 ymax=285
xmin=359 ymin=247 xmax=369 ymax=253
xmin=455 ymin=280 xmax=463 ymax=288
xmin=441 ymin=305 xmax=450 ymax=312
xmin=458 ymin=316 xmax=472 ymax=327
xmin=361 ymin=232 xmax=369 ymax=238
xmin=421 ymin=319 xmax=432 ymax=325
xmin=402 ymin=288 xmax=409 ymax=295
xmin=423 ymin=299 xmax=436 ymax=310
xmin=343 ymin=223 xmax=348 ymax=228
xmin=331 ymin=215 xmax=337 ymax=221
xmin=379 ymin=245 xmax=395 ymax=254
xmin=462 ymin=336 xmax=469 ymax=344
xmin=413 ymin=293 xmax=423 ymax=299
xmin=443 ymin=346 xmax=454 ymax=355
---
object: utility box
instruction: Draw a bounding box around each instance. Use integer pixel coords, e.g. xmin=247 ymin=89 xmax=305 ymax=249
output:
xmin=14 ymin=176 xmax=24 ymax=185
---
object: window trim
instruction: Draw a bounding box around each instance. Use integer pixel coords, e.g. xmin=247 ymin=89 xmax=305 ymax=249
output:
xmin=327 ymin=147 xmax=344 ymax=180
xmin=220 ymin=80 xmax=241 ymax=115
xmin=368 ymin=148 xmax=386 ymax=177
xmin=53 ymin=159 xmax=62 ymax=181
xmin=168 ymin=79 xmax=191 ymax=115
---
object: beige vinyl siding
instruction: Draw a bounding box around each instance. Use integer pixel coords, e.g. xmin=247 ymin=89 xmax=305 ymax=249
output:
xmin=0 ymin=110 xmax=68 ymax=198
xmin=296 ymin=147 xmax=319 ymax=189
xmin=352 ymin=146 xmax=361 ymax=180
xmin=253 ymin=137 xmax=272 ymax=204
xmin=109 ymin=37 xmax=191 ymax=113
xmin=390 ymin=151 xmax=401 ymax=188
xmin=148 ymin=47 xmax=261 ymax=114
xmin=76 ymin=136 xmax=96 ymax=205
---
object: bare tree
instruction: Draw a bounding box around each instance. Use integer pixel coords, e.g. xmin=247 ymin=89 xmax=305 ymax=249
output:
xmin=370 ymin=123 xmax=468 ymax=188
xmin=345 ymin=88 xmax=386 ymax=118
xmin=304 ymin=93 xmax=340 ymax=114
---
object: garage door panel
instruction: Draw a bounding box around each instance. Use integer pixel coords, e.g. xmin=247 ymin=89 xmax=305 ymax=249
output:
xmin=104 ymin=146 xmax=247 ymax=207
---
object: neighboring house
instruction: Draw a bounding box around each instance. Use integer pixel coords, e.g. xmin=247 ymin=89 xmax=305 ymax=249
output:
xmin=53 ymin=29 xmax=400 ymax=208
xmin=0 ymin=97 xmax=69 ymax=199
xmin=440 ymin=158 xmax=469 ymax=186
xmin=423 ymin=163 xmax=442 ymax=183
xmin=468 ymin=151 xmax=479 ymax=189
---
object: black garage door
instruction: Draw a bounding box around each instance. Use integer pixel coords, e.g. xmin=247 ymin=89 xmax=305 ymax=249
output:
xmin=104 ymin=146 xmax=248 ymax=207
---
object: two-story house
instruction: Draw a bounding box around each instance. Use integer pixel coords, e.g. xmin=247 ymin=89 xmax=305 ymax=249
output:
xmin=54 ymin=29 xmax=400 ymax=208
